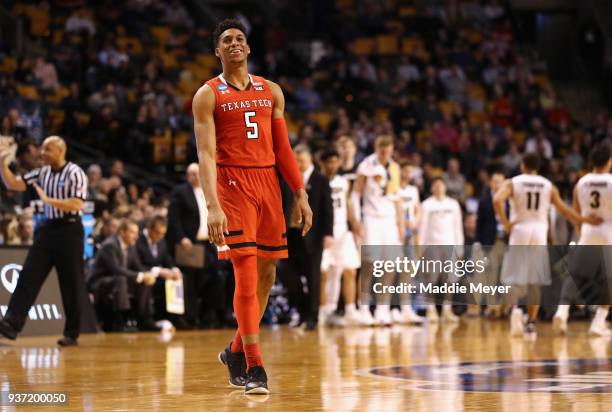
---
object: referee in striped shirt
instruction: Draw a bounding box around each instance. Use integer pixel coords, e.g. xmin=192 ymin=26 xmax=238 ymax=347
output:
xmin=0 ymin=136 xmax=88 ymax=346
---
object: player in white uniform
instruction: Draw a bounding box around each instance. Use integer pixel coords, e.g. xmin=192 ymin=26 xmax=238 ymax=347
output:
xmin=351 ymin=136 xmax=404 ymax=326
xmin=494 ymin=153 xmax=602 ymax=336
xmin=419 ymin=177 xmax=464 ymax=323
xmin=319 ymin=149 xmax=362 ymax=326
xmin=553 ymin=144 xmax=611 ymax=336
xmin=390 ymin=161 xmax=425 ymax=324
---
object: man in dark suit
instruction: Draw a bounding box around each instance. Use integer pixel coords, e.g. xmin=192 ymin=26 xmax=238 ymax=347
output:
xmin=89 ymin=219 xmax=160 ymax=331
xmin=136 ymin=215 xmax=189 ymax=328
xmin=475 ymin=170 xmax=507 ymax=316
xmin=166 ymin=163 xmax=232 ymax=328
xmin=280 ymin=145 xmax=333 ymax=330
xmin=476 ymin=171 xmax=505 ymax=246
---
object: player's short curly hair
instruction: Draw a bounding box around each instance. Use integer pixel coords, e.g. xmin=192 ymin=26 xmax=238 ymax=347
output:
xmin=213 ymin=19 xmax=247 ymax=47
xmin=590 ymin=143 xmax=611 ymax=168
xmin=521 ymin=153 xmax=541 ymax=172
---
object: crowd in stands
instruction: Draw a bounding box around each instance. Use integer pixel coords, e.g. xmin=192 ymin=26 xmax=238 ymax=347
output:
xmin=1 ymin=0 xmax=611 ymax=329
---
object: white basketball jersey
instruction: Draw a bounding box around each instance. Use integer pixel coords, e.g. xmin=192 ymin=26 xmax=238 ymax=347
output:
xmin=357 ymin=153 xmax=397 ymax=218
xmin=419 ymin=196 xmax=464 ymax=245
xmin=510 ymin=174 xmax=552 ymax=224
xmin=576 ymin=172 xmax=612 ymax=244
xmin=398 ymin=184 xmax=420 ymax=221
xmin=329 ymin=174 xmax=349 ymax=236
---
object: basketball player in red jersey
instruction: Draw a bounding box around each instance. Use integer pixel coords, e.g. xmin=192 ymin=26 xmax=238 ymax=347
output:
xmin=192 ymin=19 xmax=312 ymax=395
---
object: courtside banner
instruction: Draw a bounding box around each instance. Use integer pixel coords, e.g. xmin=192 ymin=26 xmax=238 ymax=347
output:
xmin=0 ymin=247 xmax=98 ymax=336
xmin=359 ymin=244 xmax=612 ymax=305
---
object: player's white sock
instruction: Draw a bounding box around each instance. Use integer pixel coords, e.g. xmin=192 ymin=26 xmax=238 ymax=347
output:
xmin=555 ymin=305 xmax=570 ymax=320
xmin=324 ymin=304 xmax=336 ymax=315
xmin=589 ymin=307 xmax=610 ymax=337
xmin=401 ymin=304 xmax=416 ymax=314
xmin=442 ymin=304 xmax=453 ymax=313
xmin=593 ymin=307 xmax=609 ymax=325
xmin=345 ymin=304 xmax=357 ymax=316
xmin=326 ymin=266 xmax=343 ymax=310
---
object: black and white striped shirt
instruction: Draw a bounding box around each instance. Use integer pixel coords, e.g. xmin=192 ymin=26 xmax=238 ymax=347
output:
xmin=23 ymin=162 xmax=88 ymax=220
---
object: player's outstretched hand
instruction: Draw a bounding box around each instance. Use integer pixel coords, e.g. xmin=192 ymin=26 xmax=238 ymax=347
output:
xmin=583 ymin=214 xmax=603 ymax=225
xmin=208 ymin=204 xmax=229 ymax=246
xmin=295 ymin=189 xmax=313 ymax=236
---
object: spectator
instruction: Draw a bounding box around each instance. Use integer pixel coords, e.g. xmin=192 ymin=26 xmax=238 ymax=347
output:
xmin=17 ymin=218 xmax=34 ymax=245
xmin=89 ymin=219 xmax=159 ymax=332
xmin=33 ymin=56 xmax=59 ymax=93
xmin=439 ymin=64 xmax=467 ymax=105
xmin=166 ymin=163 xmax=232 ymax=328
xmin=135 ymin=215 xmax=189 ymax=328
xmin=293 ymin=77 xmax=322 ymax=113
xmin=525 ymin=130 xmax=553 ymax=160
xmin=443 ymin=158 xmax=467 ymax=200
xmin=65 ymin=7 xmax=96 ymax=36
xmin=280 ymin=144 xmax=333 ymax=330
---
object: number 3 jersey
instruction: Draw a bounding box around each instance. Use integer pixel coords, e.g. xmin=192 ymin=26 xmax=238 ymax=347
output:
xmin=575 ymin=172 xmax=612 ymax=244
xmin=206 ymin=74 xmax=276 ymax=167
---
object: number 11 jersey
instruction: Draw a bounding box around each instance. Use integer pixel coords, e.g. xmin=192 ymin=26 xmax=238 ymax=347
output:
xmin=206 ymin=74 xmax=275 ymax=167
xmin=510 ymin=174 xmax=552 ymax=225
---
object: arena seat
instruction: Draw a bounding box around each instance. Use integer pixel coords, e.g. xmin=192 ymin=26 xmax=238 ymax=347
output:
xmin=16 ymin=84 xmax=39 ymax=100
xmin=150 ymin=26 xmax=172 ymax=46
xmin=377 ymin=35 xmax=399 ymax=55
xmin=311 ymin=112 xmax=333 ymax=131
xmin=117 ymin=37 xmax=144 ymax=55
xmin=48 ymin=109 xmax=66 ymax=131
xmin=350 ymin=38 xmax=376 ymax=56
xmin=0 ymin=57 xmax=17 ymax=74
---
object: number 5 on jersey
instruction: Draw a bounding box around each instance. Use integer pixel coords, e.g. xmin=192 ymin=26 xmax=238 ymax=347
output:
xmin=244 ymin=111 xmax=259 ymax=139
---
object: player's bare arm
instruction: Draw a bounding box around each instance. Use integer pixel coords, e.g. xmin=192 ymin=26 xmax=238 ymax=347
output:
xmin=407 ymin=200 xmax=421 ymax=231
xmin=551 ymin=185 xmax=602 ymax=226
xmin=346 ymin=191 xmax=362 ymax=239
xmin=267 ymin=79 xmax=312 ymax=236
xmin=32 ymin=183 xmax=84 ymax=212
xmin=572 ymin=185 xmax=582 ymax=236
xmin=350 ymin=174 xmax=365 ymax=220
xmin=0 ymin=152 xmax=26 ymax=191
xmin=395 ymin=199 xmax=405 ymax=243
xmin=493 ymin=179 xmax=513 ymax=232
xmin=193 ymin=84 xmax=228 ymax=246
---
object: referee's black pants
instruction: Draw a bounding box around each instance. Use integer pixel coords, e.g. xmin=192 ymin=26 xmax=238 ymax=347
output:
xmin=4 ymin=219 xmax=85 ymax=339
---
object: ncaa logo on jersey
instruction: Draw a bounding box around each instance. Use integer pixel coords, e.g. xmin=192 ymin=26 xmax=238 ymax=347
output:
xmin=253 ymin=82 xmax=264 ymax=91
xmin=217 ymin=83 xmax=230 ymax=95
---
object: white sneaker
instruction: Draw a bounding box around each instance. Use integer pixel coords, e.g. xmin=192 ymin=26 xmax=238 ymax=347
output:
xmin=442 ymin=307 xmax=460 ymax=323
xmin=374 ymin=307 xmax=392 ymax=326
xmin=426 ymin=306 xmax=439 ymax=323
xmin=358 ymin=307 xmax=375 ymax=326
xmin=390 ymin=308 xmax=402 ymax=324
xmin=510 ymin=308 xmax=524 ymax=337
xmin=325 ymin=313 xmax=346 ymax=328
xmin=552 ymin=314 xmax=568 ymax=335
xmin=344 ymin=309 xmax=361 ymax=326
xmin=588 ymin=320 xmax=611 ymax=337
xmin=400 ymin=306 xmax=425 ymax=324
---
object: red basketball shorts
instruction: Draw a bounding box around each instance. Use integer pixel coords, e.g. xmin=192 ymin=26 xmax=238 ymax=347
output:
xmin=216 ymin=166 xmax=288 ymax=260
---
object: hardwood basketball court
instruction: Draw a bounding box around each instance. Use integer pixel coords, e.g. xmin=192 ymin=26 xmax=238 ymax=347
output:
xmin=1 ymin=319 xmax=610 ymax=411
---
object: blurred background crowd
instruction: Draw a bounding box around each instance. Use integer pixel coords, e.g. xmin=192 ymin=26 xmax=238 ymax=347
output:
xmin=1 ymin=0 xmax=611 ymax=331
